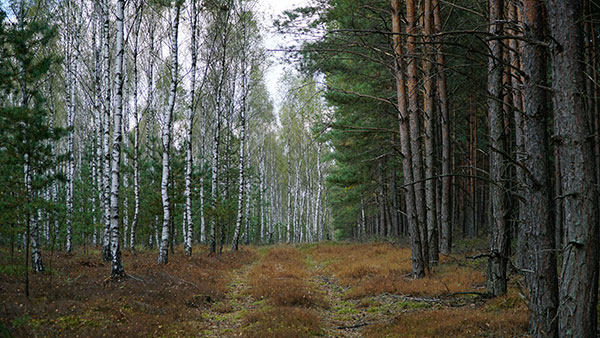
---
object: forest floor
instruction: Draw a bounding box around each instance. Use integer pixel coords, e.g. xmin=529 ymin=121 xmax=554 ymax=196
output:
xmin=0 ymin=241 xmax=528 ymax=337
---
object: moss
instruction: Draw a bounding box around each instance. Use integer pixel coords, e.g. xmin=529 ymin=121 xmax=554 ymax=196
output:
xmin=367 ymin=305 xmax=384 ymax=313
xmin=334 ymin=301 xmax=359 ymax=315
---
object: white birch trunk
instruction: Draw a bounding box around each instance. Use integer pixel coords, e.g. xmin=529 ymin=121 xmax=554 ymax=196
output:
xmin=94 ymin=1 xmax=102 ymax=248
xmin=232 ymin=114 xmax=246 ymax=250
xmin=122 ymin=50 xmax=129 ymax=250
xmin=286 ymin=146 xmax=292 ymax=243
xmin=109 ymin=0 xmax=125 ymax=278
xmin=184 ymin=0 xmax=198 ymax=256
xmin=130 ymin=1 xmax=141 ymax=252
xmin=243 ymin=135 xmax=251 ymax=244
xmin=259 ymin=154 xmax=265 ymax=244
xmin=158 ymin=3 xmax=180 ymax=264
xmin=314 ymin=145 xmax=322 ymax=241
xmin=25 ymin=155 xmax=43 ymax=272
xmin=292 ymin=167 xmax=300 ymax=243
xmin=65 ymin=6 xmax=75 ymax=253
xmin=101 ymin=0 xmax=112 ymax=262
xmin=199 ymin=121 xmax=206 ymax=243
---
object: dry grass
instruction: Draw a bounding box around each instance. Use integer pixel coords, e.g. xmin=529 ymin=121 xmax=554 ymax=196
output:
xmin=0 ymin=246 xmax=257 ymax=337
xmin=309 ymin=243 xmax=485 ymax=298
xmin=242 ymin=306 xmax=322 ymax=338
xmin=365 ymin=290 xmax=528 ymax=337
xmin=344 ymin=266 xmax=486 ymax=298
xmin=310 ymin=243 xmax=414 ymax=280
xmin=1 ymin=242 xmax=530 ymax=337
xmin=247 ymin=246 xmax=328 ymax=308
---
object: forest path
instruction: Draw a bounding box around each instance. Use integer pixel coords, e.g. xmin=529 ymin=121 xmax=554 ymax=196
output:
xmin=304 ymin=250 xmax=407 ymax=337
xmin=200 ymin=252 xmax=261 ymax=337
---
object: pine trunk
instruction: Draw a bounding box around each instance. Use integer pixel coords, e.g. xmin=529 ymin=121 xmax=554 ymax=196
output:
xmin=433 ymin=0 xmax=451 ymax=255
xmin=423 ymin=0 xmax=438 ymax=265
xmin=392 ymin=0 xmax=425 ymax=278
xmin=546 ymin=0 xmax=599 ymax=335
xmin=405 ymin=0 xmax=428 ymax=270
xmin=520 ymin=1 xmax=558 ymax=335
xmin=487 ymin=0 xmax=508 ymax=297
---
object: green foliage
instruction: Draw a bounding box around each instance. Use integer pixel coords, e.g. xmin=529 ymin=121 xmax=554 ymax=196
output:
xmin=278 ymin=0 xmax=489 ymax=239
xmin=0 ymin=7 xmax=65 ymax=247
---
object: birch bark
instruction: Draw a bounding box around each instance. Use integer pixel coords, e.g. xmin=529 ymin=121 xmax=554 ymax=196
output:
xmin=109 ymin=0 xmax=126 ymax=277
xmin=158 ymin=2 xmax=180 ymax=264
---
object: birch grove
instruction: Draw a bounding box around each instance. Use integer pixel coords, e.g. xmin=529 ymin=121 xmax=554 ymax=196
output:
xmin=0 ymin=0 xmax=331 ymax=263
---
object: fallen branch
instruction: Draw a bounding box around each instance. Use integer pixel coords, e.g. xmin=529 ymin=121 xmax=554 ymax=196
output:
xmin=467 ymin=253 xmax=492 ymax=260
xmin=335 ymin=322 xmax=371 ymax=330
xmin=126 ymin=274 xmax=144 ymax=282
xmin=445 ymin=291 xmax=492 ymax=298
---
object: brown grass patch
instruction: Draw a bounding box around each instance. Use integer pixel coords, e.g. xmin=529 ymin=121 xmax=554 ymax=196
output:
xmin=365 ymin=306 xmax=528 ymax=337
xmin=0 ymin=246 xmax=256 ymax=337
xmin=247 ymin=246 xmax=328 ymax=308
xmin=310 ymin=243 xmax=414 ymax=280
xmin=345 ymin=266 xmax=486 ymax=298
xmin=309 ymin=243 xmax=485 ymax=298
xmin=242 ymin=306 xmax=322 ymax=338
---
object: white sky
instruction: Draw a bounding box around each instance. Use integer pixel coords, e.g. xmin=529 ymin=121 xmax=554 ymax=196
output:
xmin=257 ymin=0 xmax=309 ymax=109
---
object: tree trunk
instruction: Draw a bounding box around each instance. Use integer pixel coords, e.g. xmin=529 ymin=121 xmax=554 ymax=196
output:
xmin=130 ymin=0 xmax=142 ymax=253
xmin=486 ymin=0 xmax=509 ymax=297
xmin=243 ymin=141 xmax=251 ymax=245
xmin=507 ymin=2 xmax=527 ymax=270
xmin=65 ymin=23 xmax=75 ymax=254
xmin=546 ymin=0 xmax=599 ymax=335
xmin=101 ymin=0 xmax=112 ymax=262
xmin=392 ymin=0 xmax=425 ymax=278
xmin=433 ymin=0 xmax=451 ymax=255
xmin=405 ymin=0 xmax=428 ymax=270
xmin=232 ymin=78 xmax=247 ymax=251
xmin=520 ymin=1 xmax=559 ymax=336
xmin=184 ymin=0 xmax=198 ymax=256
xmin=109 ymin=0 xmax=126 ymax=278
xmin=314 ymin=145 xmax=322 ymax=241
xmin=158 ymin=3 xmax=180 ymax=264
xmin=423 ymin=0 xmax=438 ymax=265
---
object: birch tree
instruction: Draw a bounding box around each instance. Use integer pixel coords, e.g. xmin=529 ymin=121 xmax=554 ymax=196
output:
xmin=130 ymin=0 xmax=143 ymax=253
xmin=108 ymin=0 xmax=125 ymax=277
xmin=184 ymin=0 xmax=198 ymax=256
xmin=158 ymin=1 xmax=180 ymax=264
xmin=232 ymin=6 xmax=250 ymax=251
xmin=101 ymin=0 xmax=111 ymax=262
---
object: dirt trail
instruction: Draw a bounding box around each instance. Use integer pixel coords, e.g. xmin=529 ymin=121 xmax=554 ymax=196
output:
xmin=305 ymin=251 xmax=419 ymax=337
xmin=200 ymin=257 xmax=260 ymax=337
xmin=201 ymin=246 xmax=436 ymax=337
